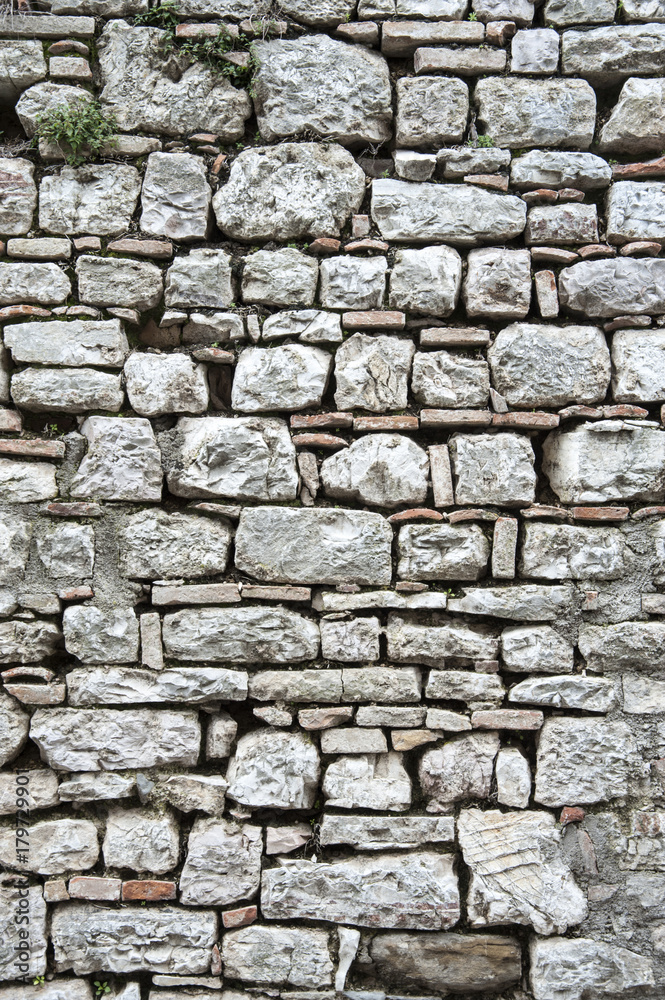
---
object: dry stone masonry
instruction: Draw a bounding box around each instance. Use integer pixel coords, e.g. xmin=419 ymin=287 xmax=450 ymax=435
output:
xmin=1 ymin=2 xmax=665 ymax=1000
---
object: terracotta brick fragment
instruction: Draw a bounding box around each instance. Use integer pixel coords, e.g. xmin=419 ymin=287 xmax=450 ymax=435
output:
xmin=222 ymin=905 xmax=257 ymax=929
xmin=242 ymin=584 xmax=311 ymax=602
xmin=291 ymin=413 xmax=354 ymax=430
xmin=558 ymin=188 xmax=585 ymax=202
xmin=351 ymin=214 xmax=370 ymax=238
xmin=486 ymin=19 xmax=516 ymax=44
xmin=395 ymin=581 xmax=429 ymax=592
xmin=309 ymin=237 xmax=341 ymax=254
xmin=387 ymin=508 xmax=444 ymax=524
xmin=354 ymin=415 xmax=418 ymax=432
xmin=190 ymin=133 xmax=218 ymax=143
xmin=421 ymin=409 xmax=492 ymax=429
xmin=152 ymin=583 xmax=240 ymax=605
xmin=577 ymin=244 xmax=616 ymax=259
xmin=0 ymin=409 xmax=22 ymax=433
xmin=73 ymin=236 xmax=101 ymax=251
xmin=558 ymin=405 xmax=603 ymax=420
xmin=560 ymin=806 xmax=585 ymax=826
xmin=46 ymin=502 xmax=102 ymax=517
xmin=344 ymin=239 xmax=389 ymax=252
xmin=420 ymin=327 xmax=490 ymax=347
xmin=464 ymin=173 xmax=508 ymax=191
xmin=472 ymin=709 xmax=544 ymax=730
xmin=58 ymin=586 xmax=93 ymax=600
xmin=107 ymin=238 xmax=173 ymax=259
xmin=69 ymin=876 xmax=121 ymax=901
xmin=492 ymin=412 xmax=559 ymax=430
xmin=392 ymin=729 xmax=440 ymax=751
xmin=3 ymin=683 xmax=66 ymax=705
xmin=0 ymin=438 xmax=65 ymax=459
xmin=291 ymin=432 xmax=348 ymax=449
xmin=522 ymin=189 xmax=558 ymax=205
xmin=448 ymin=508 xmax=499 ymax=523
xmin=122 ymin=880 xmax=177 ymax=901
xmin=633 ymin=505 xmax=665 ymax=520
xmin=298 ymin=707 xmax=354 ymax=730
xmin=0 ymin=304 xmax=50 ymax=318
xmin=2 ymin=666 xmax=55 ymax=682
xmin=530 ymin=246 xmax=578 ymax=265
xmin=571 ymin=506 xmax=630 ymax=522
xmin=44 ymin=880 xmax=69 ymax=902
xmin=520 ymin=505 xmax=570 ymax=520
xmin=343 ymin=310 xmax=405 ymax=330
xmin=619 ymin=241 xmax=662 ymax=256
xmin=192 ymin=347 xmax=234 ymax=364
xmin=612 ymin=156 xmax=665 ymax=179
xmin=211 ymin=153 xmax=227 ymax=175
xmin=602 ymin=404 xmax=648 ymax=418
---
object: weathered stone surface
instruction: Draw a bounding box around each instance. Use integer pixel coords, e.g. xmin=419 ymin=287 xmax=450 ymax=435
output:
xmin=180 ymin=818 xmax=261 ymax=906
xmin=39 ymin=164 xmax=140 ymax=236
xmin=66 ymin=667 xmax=246 ymax=706
xmin=520 ymin=523 xmax=624 ymax=580
xmin=510 ymin=149 xmax=612 ymax=189
xmin=222 ymin=926 xmax=332 ymax=986
xmin=55 ymin=773 xmax=136 ymax=803
xmin=542 ymin=420 xmax=665 ymax=502
xmin=71 ymin=416 xmax=162 ymax=501
xmin=448 ymin=584 xmax=571 ymax=620
xmin=124 ymin=353 xmax=208 ymax=417
xmin=3 ymin=319 xmax=129 ymax=367
xmin=63 ymin=605 xmax=138 ymax=663
xmin=559 ymin=257 xmax=665 ymax=317
xmin=526 ymin=204 xmax=599 ymax=246
xmin=262 ymin=852 xmax=459 ymax=930
xmin=98 ymin=22 xmax=250 ymax=138
xmin=342 ymin=666 xmax=421 ymax=702
xmin=51 ymin=903 xmax=217 ymax=974
xmin=232 ymin=345 xmax=332 ymax=412
xmin=320 ymin=814 xmax=454 ymax=849
xmin=612 ymin=328 xmax=665 ymax=403
xmin=529 ymin=936 xmax=655 ymax=1000
xmin=249 ymin=669 xmax=342 ymax=703
xmin=450 ymin=432 xmax=536 ymax=506
xmin=0 ymin=769 xmax=59 ymax=815
xmin=0 ymin=512 xmax=31 ymax=583
xmin=396 ymin=76 xmax=468 ymax=146
xmin=510 ymin=674 xmax=615 ymax=712
xmin=76 ymin=256 xmax=163 ymax=310
xmin=140 ymin=152 xmax=211 ymax=241
xmin=496 ymin=747 xmax=532 ymax=808
xmin=419 ymin=733 xmax=500 ymax=806
xmin=501 ymin=625 xmax=575 ymax=673
xmin=0 ymin=817 xmax=97 ymax=874
xmin=120 ymin=509 xmax=231 ymax=580
xmin=389 ymin=246 xmax=462 ymax=317
xmin=388 ymin=614 xmax=498 ymax=666
xmin=242 ymin=249 xmax=318 ymax=307
xmin=371 ymin=180 xmax=526 ymax=245
xmin=600 ymin=77 xmax=665 ymax=154
xmin=334 ymin=333 xmax=414 ymax=411
xmin=511 ymin=28 xmax=559 ymax=73
xmin=0 ymin=39 xmax=45 ymax=101
xmin=263 ymin=308 xmax=342 ymax=344
xmin=160 ymin=416 xmax=298 ymax=501
xmin=607 ymin=181 xmax=665 ymax=246
xmin=323 ymin=752 xmax=411 ymax=810
xmin=0 ymin=693 xmax=29 ymax=764
xmin=16 ymin=82 xmax=93 ymax=137
xmin=397 ymin=523 xmax=490 ymax=581
xmin=0 ymin=158 xmax=37 ymax=235
xmin=213 ymin=143 xmax=365 ymax=240
xmin=163 ymin=606 xmax=318 ymax=663
xmin=562 ymin=24 xmax=665 ymax=84
xmin=0 ymin=882 xmax=47 ymax=978
xmin=579 ymin=621 xmax=665 ymax=669
xmin=0 ymin=621 xmax=61 ymax=665
xmin=544 ymin=0 xmax=617 ymax=24
xmin=320 ymin=434 xmax=428 ymax=508
xmin=160 ymin=774 xmax=228 ymax=815
xmin=463 ymin=248 xmax=531 ymax=320
xmin=11 ymin=367 xmax=124 ymax=414
xmin=0 ymin=984 xmax=93 ymax=1000
xmin=164 ymin=250 xmax=234 ymax=309
xmin=474 ymin=78 xmax=596 ymax=148
xmin=37 ymin=523 xmax=94 ymax=578
xmin=535 ymin=717 xmax=637 ymax=806
xmin=412 ymin=350 xmax=489 ymax=407
xmin=226 ymin=730 xmax=319 ymax=809
xmin=0 ymin=457 xmax=57 ymax=502
xmin=0 ymin=262 xmax=70 ymax=305
xmin=488 ymin=323 xmax=610 ymax=408
xmin=254 ymin=35 xmax=391 ymax=145
xmin=279 ymin=0 xmax=355 ymax=23
xmin=320 ymin=255 xmax=386 ymax=310
xmin=458 ymin=809 xmax=587 ymax=934
xmin=30 ymin=708 xmax=200 ymax=771
xmin=103 ymin=807 xmax=179 ymax=874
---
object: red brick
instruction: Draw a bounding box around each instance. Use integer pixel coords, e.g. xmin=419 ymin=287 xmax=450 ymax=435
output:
xmin=242 ymin=584 xmax=311 ymax=602
xmin=558 ymin=188 xmax=585 ymax=202
xmin=520 ymin=505 xmax=570 ymax=521
xmin=343 ymin=310 xmax=405 ymax=330
xmin=46 ymin=502 xmax=102 ymax=517
xmin=73 ymin=236 xmax=101 ymax=252
xmin=448 ymin=508 xmax=499 ymax=523
xmin=577 ymin=244 xmax=616 ymax=259
xmin=471 ymin=709 xmax=543 ymax=730
xmin=122 ymin=880 xmax=177 ymax=901
xmin=612 ymin=155 xmax=665 ymax=179
xmin=0 ymin=304 xmax=50 ymax=318
xmin=58 ymin=586 xmax=94 ymax=600
xmin=530 ymin=247 xmax=579 ymax=265
xmin=619 ymin=240 xmax=661 ymax=257
xmin=192 ymin=347 xmax=234 ymax=364
xmin=69 ymin=876 xmax=121 ymax=901
xmin=190 ymin=132 xmax=218 ymax=143
xmin=492 ymin=412 xmax=559 ymax=430
xmin=290 ymin=413 xmax=354 ymax=430
xmin=421 ymin=409 xmax=492 ymax=429
xmin=560 ymin=806 xmax=585 ymax=826
xmin=633 ymin=505 xmax=665 ymax=520
xmin=222 ymin=905 xmax=257 ymax=929
xmin=522 ymin=188 xmax=558 ymax=205
xmin=0 ymin=438 xmax=65 ymax=459
xmin=344 ymin=239 xmax=389 ymax=252
xmin=1 ymin=665 xmax=55 ymax=682
xmin=107 ymin=238 xmax=173 ymax=260
xmin=464 ymin=173 xmax=508 ymax=191
xmin=309 ymin=237 xmax=341 ymax=254
xmin=211 ymin=153 xmax=227 ymax=175
xmin=354 ymin=415 xmax=418 ymax=432
xmin=420 ymin=327 xmax=490 ymax=347
xmin=558 ymin=405 xmax=602 ymax=420
xmin=0 ymin=410 xmax=22 ymax=433
xmin=571 ymin=506 xmax=630 ymax=522
xmin=602 ymin=404 xmax=648 ymax=418
xmin=387 ymin=508 xmax=444 ymax=524
xmin=3 ymin=683 xmax=65 ymax=705
xmin=291 ymin=433 xmax=348 ymax=449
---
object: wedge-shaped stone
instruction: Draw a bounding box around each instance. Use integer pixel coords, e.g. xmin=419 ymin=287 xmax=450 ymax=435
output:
xmin=140 ymin=152 xmax=211 ymax=241
xmin=612 ymin=328 xmax=665 ymax=403
xmin=262 ymin=852 xmax=459 ymax=930
xmin=559 ymin=258 xmax=665 ymax=317
xmin=235 ymin=507 xmax=392 ymax=585
xmin=488 ymin=323 xmax=610 ymax=408
xmin=529 ymin=936 xmax=654 ymax=1000
xmin=58 ymin=772 xmax=135 ymax=803
xmin=579 ymin=621 xmax=665 ymax=669
xmin=321 ymin=434 xmax=428 ymax=509
xmin=397 ymin=523 xmax=490 ymax=581
xmin=0 ymin=882 xmax=46 ymax=979
xmin=510 ymin=675 xmax=615 ymax=712
xmin=542 ymin=420 xmax=665 ymax=502
xmin=76 ymin=255 xmax=162 ymax=310
xmin=227 ymin=730 xmax=320 ymax=809
xmin=420 ymin=733 xmax=499 ymax=806
xmin=98 ymin=22 xmax=251 ymax=137
xmin=213 ymin=143 xmax=365 ymax=240
xmin=0 ymin=817 xmax=97 ymax=874
xmin=254 ymin=35 xmax=391 ymax=144
xmin=600 ymin=77 xmax=665 ymax=154
xmin=120 ymin=509 xmax=231 ymax=579
xmin=30 ymin=708 xmax=201 ymax=771
xmin=389 ymin=245 xmax=462 ymax=317
xmin=67 ymin=667 xmax=247 ymax=705
xmin=51 ymin=903 xmax=217 ymax=974
xmin=263 ymin=308 xmax=341 ymax=344
xmin=160 ymin=416 xmax=298 ymax=501
xmin=71 ymin=415 xmax=162 ymax=501
xmin=319 ymin=814 xmax=454 ymax=849
xmin=562 ymin=24 xmax=665 ymax=83
xmin=449 ymin=432 xmax=536 ymax=506
xmin=0 ymin=262 xmax=70 ymax=305
xmin=222 ymin=926 xmax=333 ymax=987
xmin=510 ymin=149 xmax=612 ymax=190
xmin=180 ymin=817 xmax=262 ymax=907
xmin=323 ymin=752 xmax=411 ymax=810
xmin=39 ymin=164 xmax=140 ymax=236
xmin=0 ymin=158 xmax=37 ymax=235
xmin=232 ymin=344 xmax=332 ymax=412
xmin=387 ymin=614 xmax=499 ymax=666
xmin=520 ymin=523 xmax=625 ymax=580
xmin=11 ymin=367 xmax=124 ymax=414
xmin=125 ymin=353 xmax=208 ymax=417
xmin=0 ymin=621 xmax=61 ymax=665
xmin=163 ymin=607 xmax=318 ymax=663
xmin=458 ymin=809 xmax=587 ymax=934
xmin=448 ymin=584 xmax=572 ymax=620
xmin=164 ymin=249 xmax=234 ymax=309
xmin=535 ymin=716 xmax=636 ymax=806
xmin=475 ymin=78 xmax=596 ymax=148
xmin=4 ymin=319 xmax=129 ymax=367
xmin=371 ymin=179 xmax=526 ymax=244
xmin=334 ymin=333 xmax=414 ymax=412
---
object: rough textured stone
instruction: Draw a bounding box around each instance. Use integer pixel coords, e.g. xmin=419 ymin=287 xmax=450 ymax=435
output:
xmin=520 ymin=523 xmax=624 ymax=580
xmin=163 ymin=606 xmax=318 ymax=663
xmin=579 ymin=621 xmax=665 ymax=670
xmin=544 ymin=0 xmax=617 ymax=24
xmin=279 ymin=0 xmax=355 ymax=23
xmin=412 ymin=350 xmax=489 ymax=407
xmin=254 ymin=35 xmax=391 ymax=145
xmin=120 ymin=509 xmax=231 ymax=580
xmin=71 ymin=416 xmax=162 ymax=501
xmin=458 ymin=809 xmax=587 ymax=934
xmin=0 ymin=458 xmax=57 ymax=502
xmin=76 ymin=256 xmax=163 ymax=310
xmin=511 ymin=28 xmax=560 ymax=73
xmin=320 ymin=255 xmax=386 ymax=310
xmin=388 ymin=246 xmax=462 ymax=317
xmin=124 ymin=353 xmax=208 ymax=417
xmin=213 ymin=143 xmax=365 ymax=240
xmin=164 ymin=250 xmax=234 ymax=309
xmin=450 ymin=432 xmax=536 ymax=506
xmin=0 ymin=770 xmax=59 ymax=815
xmin=0 ymin=692 xmax=29 ymax=765
xmin=474 ymin=78 xmax=596 ymax=148
xmin=559 ymin=257 xmax=665 ymax=317
xmin=323 ymin=752 xmax=411 ymax=810
xmin=0 ymin=882 xmax=47 ymax=978
xmin=67 ymin=667 xmax=246 ymax=706
xmin=3 ymin=319 xmax=129 ymax=367
xmin=16 ymin=82 xmax=93 ymax=137
xmin=262 ymin=852 xmax=459 ymax=930
xmin=526 ymin=204 xmax=599 ymax=246
xmin=510 ymin=674 xmax=616 ymax=712
xmin=0 ymin=512 xmax=31 ymax=583
xmin=37 ymin=523 xmax=94 ymax=578
xmin=103 ymin=807 xmax=179 ymax=874
xmin=607 ymin=181 xmax=665 ymax=246
xmin=180 ymin=818 xmax=261 ymax=906
xmin=0 ymin=262 xmax=71 ymax=305
xmin=226 ymin=730 xmax=320 ymax=809
xmin=510 ymin=149 xmax=612 ymax=189
xmin=612 ymin=328 xmax=665 ymax=402
xmin=396 ymin=76 xmax=468 ymax=146
xmin=320 ymin=434 xmax=428 ymax=508
xmin=463 ymin=248 xmax=532 ymax=320
xmin=448 ymin=584 xmax=571 ymax=620
xmin=419 ymin=733 xmax=500 ymax=806
xmin=222 ymin=926 xmax=332 ymax=986
xmin=39 ymin=164 xmax=140 ymax=236
xmin=488 ymin=323 xmax=610 ymax=408
xmin=319 ymin=814 xmax=454 ymax=849
xmin=501 ymin=625 xmax=575 ymax=673
xmin=388 ymin=614 xmax=498 ymax=666
xmin=242 ymin=249 xmax=318 ymax=307
xmin=496 ymin=748 xmax=532 ymax=808
xmin=140 ymin=153 xmax=211 ymax=241
xmin=562 ymin=24 xmax=665 ymax=84
xmin=0 ymin=621 xmax=61 ymax=665
xmin=600 ymin=77 xmax=665 ymax=154
xmin=11 ymin=367 xmax=124 ymax=414
xmin=397 ymin=523 xmax=490 ymax=580
xmin=535 ymin=717 xmax=637 ymax=806
xmin=0 ymin=158 xmax=38 ymax=235
xmin=63 ymin=605 xmax=138 ymax=663
xmin=334 ymin=333 xmax=414 ymax=411
xmin=0 ymin=39 xmax=45 ymax=101
xmin=263 ymin=309 xmax=342 ymax=344
xmin=232 ymin=345 xmax=332 ymax=412
xmin=529 ymin=937 xmax=655 ymax=1000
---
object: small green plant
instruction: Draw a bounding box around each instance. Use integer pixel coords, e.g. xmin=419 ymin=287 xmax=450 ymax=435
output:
xmin=94 ymin=984 xmax=111 ymax=998
xmin=179 ymin=29 xmax=257 ymax=85
xmin=133 ymin=0 xmax=180 ymax=31
xmin=33 ymin=99 xmax=117 ymax=166
xmin=476 ymin=134 xmax=495 ymax=147
xmin=32 ymin=978 xmax=45 ymax=989
xmin=468 ymin=9 xmax=478 ymax=18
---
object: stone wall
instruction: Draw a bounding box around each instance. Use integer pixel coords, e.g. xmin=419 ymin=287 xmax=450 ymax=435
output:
xmin=1 ymin=2 xmax=665 ymax=1000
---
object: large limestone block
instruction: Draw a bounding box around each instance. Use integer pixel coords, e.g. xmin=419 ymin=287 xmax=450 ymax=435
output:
xmin=607 ymin=180 xmax=665 ymax=244
xmin=103 ymin=807 xmax=179 ymax=874
xmin=0 ymin=620 xmax=61 ymax=664
xmin=371 ymin=179 xmax=526 ymax=244
xmin=51 ymin=903 xmax=217 ymax=974
xmin=16 ymin=82 xmax=93 ymax=137
xmin=0 ymin=983 xmax=91 ymax=1000
xmin=488 ymin=323 xmax=610 ymax=408
xmin=180 ymin=817 xmax=261 ymax=906
xmin=0 ymin=459 xmax=57 ymax=502
xmin=319 ymin=815 xmax=454 ymax=849
xmin=213 ymin=143 xmax=365 ymax=240
xmin=37 ymin=523 xmax=94 ymax=579
xmin=164 ymin=250 xmax=234 ymax=309
xmin=389 ymin=246 xmax=462 ymax=316
xmin=66 ymin=667 xmax=247 ymax=706
xmin=342 ymin=666 xmax=421 ymax=702
xmin=412 ymin=349 xmax=489 ymax=407
xmin=235 ymin=507 xmax=392 ymax=585
xmin=323 ymin=752 xmax=411 ymax=810
xmin=76 ymin=256 xmax=162 ymax=310
xmin=501 ymin=625 xmax=574 ymax=673
xmin=600 ymin=77 xmax=665 ymax=153
xmin=562 ymin=24 xmax=665 ymax=83
xmin=159 ymin=416 xmax=298 ymax=501
xmin=559 ymin=257 xmax=665 ymax=317
xmin=321 ymin=434 xmax=429 ymax=508
xmin=162 ymin=606 xmax=319 ymax=663
xmin=98 ymin=21 xmax=251 ymax=137
xmin=474 ymin=77 xmax=596 ymax=148
xmin=63 ymin=605 xmax=138 ymax=663
xmin=397 ymin=523 xmax=490 ymax=581
xmin=612 ymin=328 xmax=665 ymax=402
xmin=249 ymin=669 xmax=342 ymax=703
xmin=544 ymin=0 xmax=618 ymax=24
xmin=463 ymin=248 xmax=532 ymax=320
xmin=519 ymin=523 xmax=625 ymax=580
xmin=529 ymin=937 xmax=654 ymax=1000
xmin=0 ymin=882 xmax=47 ymax=979
xmin=542 ymin=419 xmax=665 ymax=502
xmin=335 ymin=332 xmax=414 ymax=412
xmin=509 ymin=675 xmax=615 ymax=712
xmin=3 ymin=319 xmax=129 ymax=367
xmin=0 ymin=693 xmax=29 ymax=765
xmin=0 ymin=39 xmax=45 ymax=100
xmin=510 ymin=149 xmax=612 ymax=190
xmin=226 ymin=730 xmax=320 ymax=809
xmin=472 ymin=0 xmax=534 ymax=22
xmin=30 ymin=708 xmax=201 ymax=771
xmin=369 ymin=932 xmax=521 ymax=995
xmin=419 ymin=733 xmax=500 ymax=806
xmin=254 ymin=35 xmax=391 ymax=145
xmin=262 ymin=852 xmax=460 ymax=930
xmin=450 ymin=432 xmax=536 ymax=506
xmin=279 ymin=0 xmax=355 ymax=23
xmin=0 ymin=262 xmax=70 ymax=305
xmin=458 ymin=809 xmax=587 ymax=934
xmin=11 ymin=367 xmax=124 ymax=414
xmin=320 ymin=255 xmax=386 ymax=309
xmin=263 ymin=308 xmax=341 ymax=344
xmin=222 ymin=926 xmax=333 ymax=987
xmin=232 ymin=344 xmax=332 ymax=412
xmin=0 ymin=818 xmax=98 ymax=874
xmin=0 ymin=158 xmax=37 ymax=235
xmin=387 ymin=614 xmax=499 ymax=665
xmin=71 ymin=416 xmax=162 ymax=501
xmin=120 ymin=509 xmax=231 ymax=579
xmin=242 ymin=248 xmax=318 ymax=307
xmin=140 ymin=152 xmax=211 ymax=241
xmin=526 ymin=203 xmax=598 ymax=246
xmin=396 ymin=76 xmax=468 ymax=146
xmin=535 ymin=716 xmax=637 ymax=806
xmin=39 ymin=164 xmax=141 ymax=236
xmin=447 ymin=584 xmax=571 ymax=620
xmin=426 ymin=670 xmax=505 ymax=708
xmin=124 ymin=353 xmax=208 ymax=417
xmin=579 ymin=621 xmax=665 ymax=669
xmin=0 ymin=512 xmax=31 ymax=584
